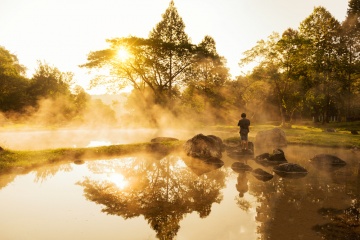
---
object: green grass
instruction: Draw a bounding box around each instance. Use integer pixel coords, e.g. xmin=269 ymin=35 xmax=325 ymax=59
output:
xmin=0 ymin=121 xmax=359 ymax=174
xmin=0 ymin=141 xmax=183 ymax=174
xmin=283 ymin=124 xmax=360 ymax=148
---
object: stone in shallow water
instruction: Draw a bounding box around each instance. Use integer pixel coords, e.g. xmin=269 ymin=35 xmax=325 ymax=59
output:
xmin=273 ymin=163 xmax=308 ymax=179
xmin=309 ymin=154 xmax=346 ymax=171
xmin=255 ymin=149 xmax=287 ymax=166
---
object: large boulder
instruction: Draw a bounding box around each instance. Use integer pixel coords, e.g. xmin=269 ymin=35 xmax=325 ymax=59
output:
xmin=183 ymin=134 xmax=225 ymax=159
xmin=255 ymin=128 xmax=287 ymax=149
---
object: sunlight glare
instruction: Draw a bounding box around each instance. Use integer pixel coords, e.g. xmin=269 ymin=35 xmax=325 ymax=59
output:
xmin=108 ymin=173 xmax=128 ymax=189
xmin=116 ymin=47 xmax=130 ymax=62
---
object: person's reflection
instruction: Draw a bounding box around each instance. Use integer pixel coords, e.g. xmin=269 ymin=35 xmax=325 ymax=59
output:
xmin=236 ymin=171 xmax=248 ymax=197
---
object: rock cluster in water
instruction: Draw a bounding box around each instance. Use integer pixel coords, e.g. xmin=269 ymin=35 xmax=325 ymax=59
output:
xmin=182 ymin=133 xmax=347 ymax=180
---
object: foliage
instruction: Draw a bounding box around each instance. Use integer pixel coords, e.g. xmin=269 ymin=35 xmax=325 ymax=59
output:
xmin=81 ymin=1 xmax=230 ymax=125
xmin=239 ymin=3 xmax=360 ymax=125
xmin=0 ymin=46 xmax=30 ymax=112
xmin=28 ymin=61 xmax=73 ymax=101
xmin=1 ymin=2 xmax=360 ymax=127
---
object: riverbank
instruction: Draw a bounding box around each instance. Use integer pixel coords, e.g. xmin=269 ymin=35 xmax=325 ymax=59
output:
xmin=0 ymin=140 xmax=182 ymax=174
xmin=0 ymin=122 xmax=359 ymax=174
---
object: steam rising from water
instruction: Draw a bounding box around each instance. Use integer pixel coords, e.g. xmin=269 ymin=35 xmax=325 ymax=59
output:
xmin=0 ymin=93 xmax=244 ymax=150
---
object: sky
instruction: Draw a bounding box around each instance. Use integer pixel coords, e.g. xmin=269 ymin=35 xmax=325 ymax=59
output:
xmin=0 ymin=0 xmax=349 ymax=94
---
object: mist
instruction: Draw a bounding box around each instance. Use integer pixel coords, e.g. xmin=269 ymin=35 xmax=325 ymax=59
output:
xmin=0 ymin=91 xmax=247 ymax=150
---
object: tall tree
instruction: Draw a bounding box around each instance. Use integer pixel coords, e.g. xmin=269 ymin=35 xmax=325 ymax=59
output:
xmin=340 ymin=0 xmax=360 ymax=119
xmin=240 ymin=30 xmax=308 ymax=125
xmin=81 ymin=1 xmax=197 ymax=106
xmin=299 ymin=7 xmax=342 ymax=123
xmin=182 ymin=35 xmax=229 ymax=120
xmin=148 ymin=0 xmax=192 ymax=101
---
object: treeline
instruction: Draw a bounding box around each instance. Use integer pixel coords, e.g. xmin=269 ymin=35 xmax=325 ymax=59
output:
xmin=1 ymin=0 xmax=359 ymax=127
xmin=239 ymin=3 xmax=360 ymax=125
xmin=0 ymin=51 xmax=116 ymax=126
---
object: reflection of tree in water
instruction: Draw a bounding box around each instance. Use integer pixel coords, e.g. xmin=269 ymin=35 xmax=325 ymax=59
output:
xmin=34 ymin=163 xmax=73 ymax=182
xmin=77 ymin=154 xmax=226 ymax=240
xmin=0 ymin=173 xmax=17 ymax=189
xmin=247 ymin=156 xmax=360 ymax=240
xmin=313 ymin=200 xmax=360 ymax=239
xmin=0 ymin=163 xmax=73 ymax=188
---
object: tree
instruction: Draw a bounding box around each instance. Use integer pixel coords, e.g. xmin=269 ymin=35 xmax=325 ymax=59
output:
xmin=299 ymin=7 xmax=342 ymax=123
xmin=240 ymin=30 xmax=309 ymax=125
xmin=77 ymin=154 xmax=225 ymax=240
xmin=26 ymin=61 xmax=77 ymax=125
xmin=29 ymin=61 xmax=73 ymax=102
xmin=148 ymin=0 xmax=193 ymax=102
xmin=340 ymin=0 xmax=360 ymax=120
xmin=225 ymin=75 xmax=272 ymax=122
xmin=81 ymin=1 xmax=224 ymax=111
xmin=181 ymin=36 xmax=230 ymax=123
xmin=0 ymin=46 xmax=29 ymax=112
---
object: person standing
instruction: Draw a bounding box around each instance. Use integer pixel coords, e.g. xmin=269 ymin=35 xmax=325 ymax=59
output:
xmin=237 ymin=113 xmax=250 ymax=151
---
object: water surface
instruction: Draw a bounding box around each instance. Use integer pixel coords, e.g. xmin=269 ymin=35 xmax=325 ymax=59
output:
xmin=0 ymin=145 xmax=359 ymax=240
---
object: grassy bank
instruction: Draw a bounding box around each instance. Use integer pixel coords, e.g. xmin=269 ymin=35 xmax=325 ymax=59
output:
xmin=0 ymin=141 xmax=183 ymax=174
xmin=0 ymin=121 xmax=359 ymax=174
xmin=214 ymin=121 xmax=360 ymax=149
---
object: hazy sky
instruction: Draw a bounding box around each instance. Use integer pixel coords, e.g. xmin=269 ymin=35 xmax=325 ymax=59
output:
xmin=0 ymin=0 xmax=349 ymax=93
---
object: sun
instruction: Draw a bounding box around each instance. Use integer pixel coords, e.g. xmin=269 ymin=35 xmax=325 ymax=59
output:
xmin=108 ymin=173 xmax=128 ymax=189
xmin=116 ymin=47 xmax=130 ymax=62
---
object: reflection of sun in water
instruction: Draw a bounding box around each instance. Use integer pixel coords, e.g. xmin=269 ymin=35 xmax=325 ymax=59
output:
xmin=116 ymin=47 xmax=130 ymax=61
xmin=108 ymin=173 xmax=128 ymax=189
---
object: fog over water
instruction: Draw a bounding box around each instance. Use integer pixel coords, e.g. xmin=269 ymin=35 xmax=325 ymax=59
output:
xmin=0 ymin=127 xmax=237 ymax=150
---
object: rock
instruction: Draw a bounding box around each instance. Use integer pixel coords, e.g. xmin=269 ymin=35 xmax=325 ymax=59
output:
xmin=231 ymin=162 xmax=253 ymax=173
xmin=183 ymin=134 xmax=225 ymax=159
xmin=309 ymin=154 xmax=346 ymax=171
xmin=255 ymin=149 xmax=287 ymax=166
xmin=225 ymin=141 xmax=254 ymax=160
xmin=255 ymin=128 xmax=287 ymax=149
xmin=273 ymin=163 xmax=308 ymax=179
xmin=74 ymin=159 xmax=85 ymax=165
xmin=252 ymin=168 xmax=273 ymax=181
xmin=150 ymin=137 xmax=179 ymax=142
xmin=226 ymin=145 xmax=254 ymax=160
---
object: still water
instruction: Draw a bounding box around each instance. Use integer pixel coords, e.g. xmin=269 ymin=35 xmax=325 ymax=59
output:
xmin=0 ymin=145 xmax=359 ymax=240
